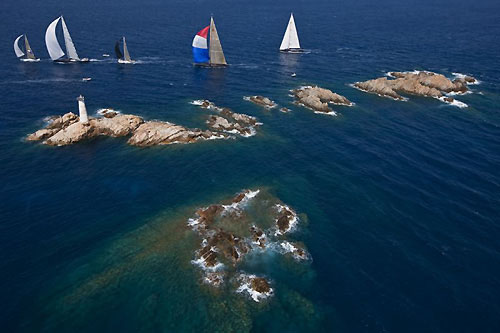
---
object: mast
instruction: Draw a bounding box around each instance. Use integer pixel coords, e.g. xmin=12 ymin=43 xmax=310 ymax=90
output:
xmin=209 ymin=17 xmax=227 ymax=66
xmin=45 ymin=17 xmax=65 ymax=60
xmin=14 ymin=35 xmax=25 ymax=58
xmin=60 ymin=16 xmax=80 ymax=60
xmin=280 ymin=13 xmax=301 ymax=51
xmin=24 ymin=35 xmax=36 ymax=59
xmin=123 ymin=37 xmax=131 ymax=62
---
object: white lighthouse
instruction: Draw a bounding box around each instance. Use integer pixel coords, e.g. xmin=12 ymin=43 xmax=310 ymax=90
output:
xmin=77 ymin=95 xmax=89 ymax=123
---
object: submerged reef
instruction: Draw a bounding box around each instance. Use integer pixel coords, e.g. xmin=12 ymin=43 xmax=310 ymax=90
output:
xmin=354 ymin=71 xmax=478 ymax=107
xmin=292 ymin=86 xmax=353 ymax=116
xmin=188 ymin=189 xmax=310 ymax=302
xmin=27 ymin=104 xmax=260 ymax=146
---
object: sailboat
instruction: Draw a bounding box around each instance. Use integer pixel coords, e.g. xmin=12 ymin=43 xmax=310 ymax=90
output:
xmin=14 ymin=34 xmax=39 ymax=62
xmin=115 ymin=37 xmax=135 ymax=64
xmin=45 ymin=16 xmax=89 ymax=63
xmin=279 ymin=13 xmax=303 ymax=53
xmin=192 ymin=16 xmax=228 ymax=67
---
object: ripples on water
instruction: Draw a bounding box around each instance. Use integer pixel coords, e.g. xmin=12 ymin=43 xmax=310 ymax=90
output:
xmin=1 ymin=0 xmax=500 ymax=331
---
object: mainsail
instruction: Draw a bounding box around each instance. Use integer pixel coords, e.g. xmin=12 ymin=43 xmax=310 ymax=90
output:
xmin=60 ymin=16 xmax=80 ymax=60
xmin=24 ymin=35 xmax=36 ymax=59
xmin=115 ymin=40 xmax=123 ymax=59
xmin=280 ymin=13 xmax=301 ymax=51
xmin=123 ymin=37 xmax=131 ymax=62
xmin=209 ymin=17 xmax=227 ymax=66
xmin=45 ymin=17 xmax=65 ymax=60
xmin=14 ymin=35 xmax=25 ymax=58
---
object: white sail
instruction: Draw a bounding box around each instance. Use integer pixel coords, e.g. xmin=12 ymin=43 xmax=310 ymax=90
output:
xmin=123 ymin=37 xmax=131 ymax=62
xmin=45 ymin=17 xmax=65 ymax=60
xmin=280 ymin=13 xmax=301 ymax=50
xmin=14 ymin=35 xmax=25 ymax=58
xmin=61 ymin=16 xmax=80 ymax=60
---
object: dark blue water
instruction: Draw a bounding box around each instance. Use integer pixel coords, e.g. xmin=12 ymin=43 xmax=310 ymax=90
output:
xmin=1 ymin=0 xmax=500 ymax=331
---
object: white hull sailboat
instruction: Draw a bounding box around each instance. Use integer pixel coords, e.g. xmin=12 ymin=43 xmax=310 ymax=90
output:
xmin=192 ymin=16 xmax=228 ymax=67
xmin=14 ymin=34 xmax=40 ymax=62
xmin=45 ymin=16 xmax=89 ymax=63
xmin=280 ymin=13 xmax=303 ymax=53
xmin=115 ymin=37 xmax=135 ymax=64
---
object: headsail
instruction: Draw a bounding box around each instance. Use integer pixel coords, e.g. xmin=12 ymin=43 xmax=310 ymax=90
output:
xmin=45 ymin=17 xmax=65 ymax=60
xmin=24 ymin=35 xmax=36 ymax=59
xmin=123 ymin=37 xmax=131 ymax=62
xmin=209 ymin=17 xmax=227 ymax=65
xmin=115 ymin=40 xmax=123 ymax=59
xmin=280 ymin=13 xmax=301 ymax=51
xmin=60 ymin=16 xmax=80 ymax=60
xmin=192 ymin=26 xmax=210 ymax=64
xmin=14 ymin=35 xmax=25 ymax=58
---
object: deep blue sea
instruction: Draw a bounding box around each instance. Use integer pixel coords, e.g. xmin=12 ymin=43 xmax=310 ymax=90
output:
xmin=1 ymin=0 xmax=500 ymax=331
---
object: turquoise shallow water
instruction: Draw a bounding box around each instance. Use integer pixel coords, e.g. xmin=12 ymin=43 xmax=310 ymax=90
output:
xmin=1 ymin=0 xmax=500 ymax=331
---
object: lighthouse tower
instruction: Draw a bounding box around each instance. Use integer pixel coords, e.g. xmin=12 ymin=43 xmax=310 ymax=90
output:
xmin=77 ymin=95 xmax=89 ymax=123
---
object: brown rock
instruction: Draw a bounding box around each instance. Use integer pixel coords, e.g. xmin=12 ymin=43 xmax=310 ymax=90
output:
xmin=292 ymin=86 xmax=352 ymax=113
xmin=251 ymin=277 xmax=271 ymax=293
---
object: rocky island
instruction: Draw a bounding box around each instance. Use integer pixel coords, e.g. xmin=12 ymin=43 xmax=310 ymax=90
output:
xmin=192 ymin=99 xmax=261 ymax=137
xmin=292 ymin=86 xmax=353 ymax=116
xmin=244 ymin=95 xmax=277 ymax=109
xmin=27 ymin=97 xmax=261 ymax=147
xmin=353 ymin=71 xmax=478 ymax=107
xmin=188 ymin=189 xmax=310 ymax=302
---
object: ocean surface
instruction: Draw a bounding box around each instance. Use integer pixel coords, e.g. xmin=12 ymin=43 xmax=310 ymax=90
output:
xmin=1 ymin=0 xmax=500 ymax=331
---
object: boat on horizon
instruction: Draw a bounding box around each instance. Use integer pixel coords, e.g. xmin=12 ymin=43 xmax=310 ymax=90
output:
xmin=115 ymin=37 xmax=135 ymax=64
xmin=14 ymin=34 xmax=40 ymax=62
xmin=45 ymin=16 xmax=89 ymax=63
xmin=280 ymin=13 xmax=304 ymax=53
xmin=192 ymin=16 xmax=228 ymax=67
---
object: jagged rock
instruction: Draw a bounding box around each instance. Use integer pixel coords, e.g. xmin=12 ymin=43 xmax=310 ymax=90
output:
xmin=194 ymin=100 xmax=259 ymax=136
xmin=279 ymin=107 xmax=291 ymax=113
xmin=251 ymin=277 xmax=271 ymax=293
xmin=245 ymin=96 xmax=277 ymax=109
xmin=90 ymin=114 xmax=143 ymax=137
xmin=127 ymin=121 xmax=222 ymax=146
xmin=292 ymin=86 xmax=352 ymax=114
xmin=45 ymin=121 xmax=95 ymax=146
xmin=207 ymin=115 xmax=253 ymax=137
xmin=354 ymin=71 xmax=477 ymax=104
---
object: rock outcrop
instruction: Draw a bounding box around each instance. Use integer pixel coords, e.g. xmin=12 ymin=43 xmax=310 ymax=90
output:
xmin=354 ymin=71 xmax=478 ymax=107
xmin=28 ymin=104 xmax=260 ymax=147
xmin=188 ymin=189 xmax=309 ymax=301
xmin=244 ymin=96 xmax=277 ymax=109
xmin=292 ymin=86 xmax=353 ymax=115
xmin=193 ymin=100 xmax=260 ymax=137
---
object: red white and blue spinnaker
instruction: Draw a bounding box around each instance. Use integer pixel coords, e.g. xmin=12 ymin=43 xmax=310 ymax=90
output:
xmin=192 ymin=26 xmax=210 ymax=64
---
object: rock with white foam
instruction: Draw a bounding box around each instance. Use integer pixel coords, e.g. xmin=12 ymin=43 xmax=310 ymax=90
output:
xmin=354 ymin=71 xmax=477 ymax=107
xmin=292 ymin=86 xmax=353 ymax=115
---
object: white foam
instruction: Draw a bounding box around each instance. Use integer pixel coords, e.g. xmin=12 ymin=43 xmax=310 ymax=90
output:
xmin=191 ymin=255 xmax=224 ymax=272
xmin=190 ymin=100 xmax=204 ymax=106
xmin=236 ymin=274 xmax=273 ymax=302
xmin=314 ymin=110 xmax=337 ymax=116
xmin=437 ymin=96 xmax=468 ymax=108
xmin=96 ymin=108 xmax=121 ymax=116
xmin=452 ymin=72 xmax=480 ymax=85
xmin=222 ymin=190 xmax=260 ymax=213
